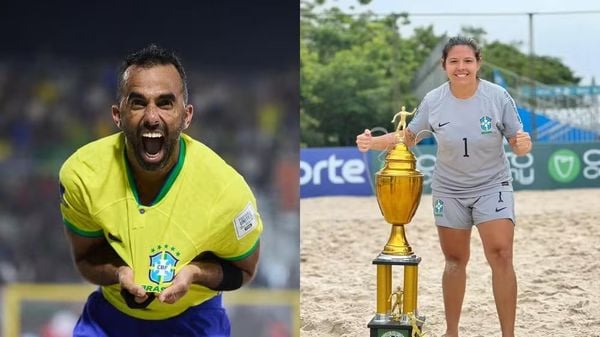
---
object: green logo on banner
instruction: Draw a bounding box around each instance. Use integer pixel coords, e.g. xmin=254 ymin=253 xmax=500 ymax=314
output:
xmin=548 ymin=149 xmax=581 ymax=183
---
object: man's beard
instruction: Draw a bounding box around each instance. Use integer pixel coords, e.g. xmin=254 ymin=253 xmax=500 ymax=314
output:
xmin=123 ymin=123 xmax=182 ymax=171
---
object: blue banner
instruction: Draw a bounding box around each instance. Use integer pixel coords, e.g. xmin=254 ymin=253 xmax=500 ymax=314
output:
xmin=301 ymin=143 xmax=600 ymax=198
xmin=300 ymin=147 xmax=372 ymax=198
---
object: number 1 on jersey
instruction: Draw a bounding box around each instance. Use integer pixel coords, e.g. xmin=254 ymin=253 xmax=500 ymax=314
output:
xmin=462 ymin=138 xmax=469 ymax=157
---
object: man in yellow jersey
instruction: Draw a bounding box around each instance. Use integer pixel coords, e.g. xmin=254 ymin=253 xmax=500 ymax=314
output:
xmin=59 ymin=44 xmax=262 ymax=336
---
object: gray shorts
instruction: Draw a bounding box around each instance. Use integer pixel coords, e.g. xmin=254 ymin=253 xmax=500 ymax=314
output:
xmin=432 ymin=191 xmax=515 ymax=229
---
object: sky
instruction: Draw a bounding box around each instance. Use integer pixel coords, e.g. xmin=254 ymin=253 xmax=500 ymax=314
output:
xmin=324 ymin=0 xmax=600 ymax=85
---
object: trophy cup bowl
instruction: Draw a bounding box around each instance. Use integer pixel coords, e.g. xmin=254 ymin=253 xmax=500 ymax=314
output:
xmin=375 ymin=140 xmax=423 ymax=256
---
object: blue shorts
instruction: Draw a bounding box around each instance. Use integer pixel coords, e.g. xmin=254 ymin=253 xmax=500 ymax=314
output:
xmin=73 ymin=290 xmax=230 ymax=337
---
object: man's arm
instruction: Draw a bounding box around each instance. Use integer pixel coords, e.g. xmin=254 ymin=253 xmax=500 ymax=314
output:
xmin=60 ymin=169 xmax=148 ymax=304
xmin=64 ymin=228 xmax=149 ymax=303
xmin=191 ymin=243 xmax=260 ymax=289
xmin=64 ymin=228 xmax=124 ymax=285
xmin=158 ymin=242 xmax=260 ymax=304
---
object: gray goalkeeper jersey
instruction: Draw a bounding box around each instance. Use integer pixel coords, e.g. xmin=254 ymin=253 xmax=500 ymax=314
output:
xmin=407 ymin=79 xmax=523 ymax=197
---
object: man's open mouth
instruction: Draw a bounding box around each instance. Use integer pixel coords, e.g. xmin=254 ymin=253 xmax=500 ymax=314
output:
xmin=141 ymin=132 xmax=165 ymax=160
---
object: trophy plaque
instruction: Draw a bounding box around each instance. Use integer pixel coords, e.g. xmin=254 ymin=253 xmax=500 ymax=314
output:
xmin=367 ymin=107 xmax=425 ymax=337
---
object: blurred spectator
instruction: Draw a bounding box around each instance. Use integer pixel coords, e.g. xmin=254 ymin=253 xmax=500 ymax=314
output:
xmin=40 ymin=310 xmax=79 ymax=337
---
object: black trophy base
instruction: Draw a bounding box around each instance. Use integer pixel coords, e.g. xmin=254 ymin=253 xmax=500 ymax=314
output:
xmin=367 ymin=317 xmax=423 ymax=337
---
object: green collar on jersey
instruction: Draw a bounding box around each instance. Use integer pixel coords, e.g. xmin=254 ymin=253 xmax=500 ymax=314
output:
xmin=124 ymin=137 xmax=186 ymax=206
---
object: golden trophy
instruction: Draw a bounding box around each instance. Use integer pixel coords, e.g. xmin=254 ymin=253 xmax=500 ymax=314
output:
xmin=367 ymin=106 xmax=425 ymax=337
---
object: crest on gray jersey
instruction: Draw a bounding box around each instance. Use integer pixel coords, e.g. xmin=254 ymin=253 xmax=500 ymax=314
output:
xmin=480 ymin=116 xmax=492 ymax=134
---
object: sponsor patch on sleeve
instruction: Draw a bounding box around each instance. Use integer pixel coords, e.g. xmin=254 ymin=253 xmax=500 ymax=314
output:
xmin=233 ymin=203 xmax=258 ymax=240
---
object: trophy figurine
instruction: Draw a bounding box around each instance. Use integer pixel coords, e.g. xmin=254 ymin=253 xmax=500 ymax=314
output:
xmin=368 ymin=106 xmax=425 ymax=337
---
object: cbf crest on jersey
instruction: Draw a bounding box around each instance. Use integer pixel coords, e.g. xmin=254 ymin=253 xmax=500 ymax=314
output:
xmin=480 ymin=116 xmax=493 ymax=134
xmin=148 ymin=244 xmax=181 ymax=284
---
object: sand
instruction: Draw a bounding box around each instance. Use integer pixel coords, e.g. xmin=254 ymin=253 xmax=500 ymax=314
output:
xmin=300 ymin=189 xmax=600 ymax=337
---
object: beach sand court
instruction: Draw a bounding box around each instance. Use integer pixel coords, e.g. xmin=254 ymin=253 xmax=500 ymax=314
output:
xmin=300 ymin=189 xmax=600 ymax=337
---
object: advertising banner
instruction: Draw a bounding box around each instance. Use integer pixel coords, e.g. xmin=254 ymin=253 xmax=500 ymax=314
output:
xmin=299 ymin=147 xmax=372 ymax=198
xmin=300 ymin=143 xmax=600 ymax=198
xmin=371 ymin=142 xmax=600 ymax=193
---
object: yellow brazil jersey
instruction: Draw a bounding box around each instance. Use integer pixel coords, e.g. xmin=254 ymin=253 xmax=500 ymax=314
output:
xmin=59 ymin=133 xmax=262 ymax=320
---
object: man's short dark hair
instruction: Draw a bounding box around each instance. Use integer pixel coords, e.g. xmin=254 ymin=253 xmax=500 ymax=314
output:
xmin=117 ymin=44 xmax=189 ymax=103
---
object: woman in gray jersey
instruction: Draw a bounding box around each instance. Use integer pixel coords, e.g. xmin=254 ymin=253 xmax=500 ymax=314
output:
xmin=357 ymin=36 xmax=532 ymax=337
